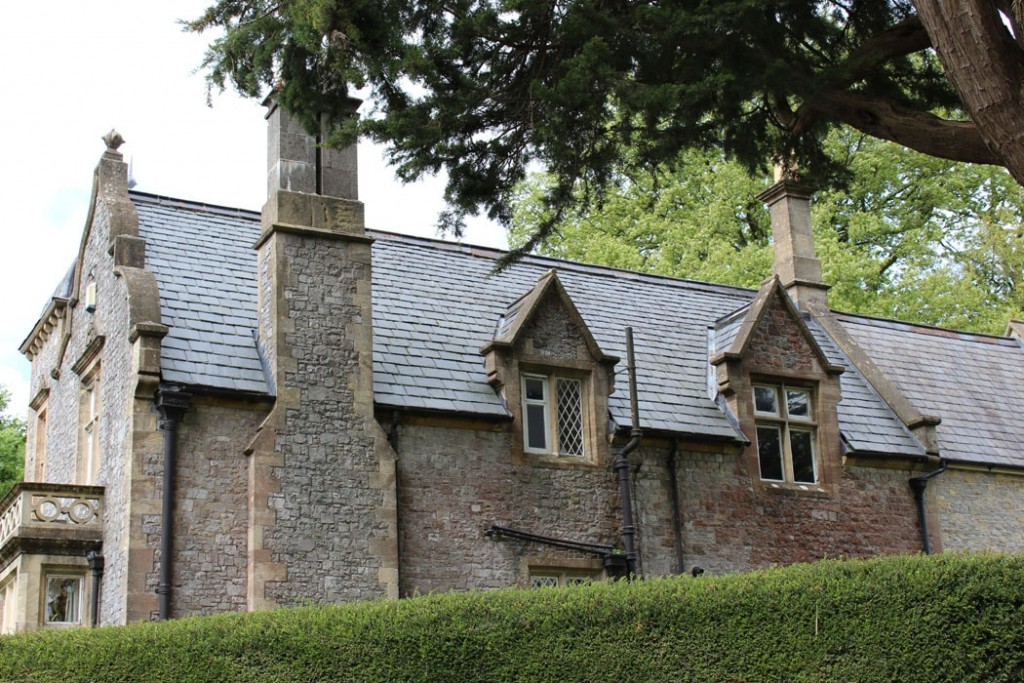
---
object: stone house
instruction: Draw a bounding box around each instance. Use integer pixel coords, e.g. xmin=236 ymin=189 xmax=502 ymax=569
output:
xmin=3 ymin=105 xmax=1023 ymax=632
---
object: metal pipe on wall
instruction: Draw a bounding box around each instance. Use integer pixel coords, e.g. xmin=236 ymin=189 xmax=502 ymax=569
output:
xmin=154 ymin=385 xmax=191 ymax=621
xmin=909 ymin=460 xmax=946 ymax=554
xmin=614 ymin=327 xmax=643 ymax=577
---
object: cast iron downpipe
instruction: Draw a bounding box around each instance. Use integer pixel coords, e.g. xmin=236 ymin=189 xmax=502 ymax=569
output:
xmin=615 ymin=327 xmax=642 ymax=578
xmin=155 ymin=385 xmax=191 ymax=621
xmin=909 ymin=459 xmax=946 ymax=554
xmin=667 ymin=438 xmax=685 ymax=574
xmin=86 ymin=551 xmax=104 ymax=627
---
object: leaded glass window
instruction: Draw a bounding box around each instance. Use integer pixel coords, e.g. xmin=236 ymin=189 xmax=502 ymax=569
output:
xmin=522 ymin=373 xmax=586 ymax=457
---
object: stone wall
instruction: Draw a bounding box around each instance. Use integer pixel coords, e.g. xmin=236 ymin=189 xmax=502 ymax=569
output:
xmin=522 ymin=295 xmax=587 ymax=360
xmin=396 ymin=420 xmax=925 ymax=589
xmin=250 ymin=219 xmax=399 ymax=607
xmin=675 ymin=448 xmax=923 ymax=573
xmin=88 ymin=200 xmax=137 ymax=627
xmin=396 ymin=420 xmax=621 ymax=595
xmin=268 ymin=234 xmax=393 ymax=604
xmin=141 ymin=397 xmax=269 ymax=618
xmin=745 ymin=294 xmax=817 ymax=373
xmin=933 ymin=467 xmax=1024 ymax=552
xmin=19 ymin=149 xmax=143 ymax=626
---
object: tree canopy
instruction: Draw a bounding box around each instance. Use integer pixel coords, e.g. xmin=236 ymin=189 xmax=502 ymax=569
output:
xmin=510 ymin=129 xmax=1024 ymax=333
xmin=0 ymin=386 xmax=25 ymax=496
xmin=189 ymin=1 xmax=1024 ymax=253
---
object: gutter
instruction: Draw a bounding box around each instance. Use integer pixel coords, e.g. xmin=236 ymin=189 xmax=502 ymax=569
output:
xmin=154 ymin=385 xmax=191 ymax=621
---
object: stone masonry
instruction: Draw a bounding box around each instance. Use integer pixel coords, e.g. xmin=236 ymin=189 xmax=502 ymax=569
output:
xmin=246 ymin=101 xmax=399 ymax=608
xmin=933 ymin=468 xmax=1024 ymax=552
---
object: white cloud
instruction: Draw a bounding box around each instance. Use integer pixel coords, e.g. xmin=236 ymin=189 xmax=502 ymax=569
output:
xmin=0 ymin=1 xmax=506 ymax=415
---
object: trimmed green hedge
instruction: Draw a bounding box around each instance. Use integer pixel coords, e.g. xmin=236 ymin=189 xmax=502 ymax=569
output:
xmin=1 ymin=553 xmax=1021 ymax=682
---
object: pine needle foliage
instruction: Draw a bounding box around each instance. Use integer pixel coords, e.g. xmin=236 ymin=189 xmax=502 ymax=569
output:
xmin=186 ymin=1 xmax=975 ymax=259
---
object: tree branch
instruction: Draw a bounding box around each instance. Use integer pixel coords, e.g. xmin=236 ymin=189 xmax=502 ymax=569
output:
xmin=791 ymin=17 xmax=933 ymax=136
xmin=913 ymin=0 xmax=1024 ymax=185
xmin=804 ymin=90 xmax=1001 ymax=165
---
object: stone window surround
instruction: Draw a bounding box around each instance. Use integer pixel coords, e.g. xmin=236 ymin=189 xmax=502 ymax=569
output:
xmin=521 ymin=371 xmax=587 ymax=459
xmin=753 ymin=381 xmax=819 ymax=485
xmin=0 ymin=572 xmax=16 ymax=634
xmin=742 ymin=370 xmax=839 ymax=496
xmin=42 ymin=569 xmax=86 ymax=628
xmin=78 ymin=365 xmax=102 ymax=486
xmin=28 ymin=388 xmax=50 ymax=484
xmin=510 ymin=358 xmax=603 ymax=468
xmin=33 ymin=406 xmax=48 ymax=483
xmin=521 ymin=556 xmax=604 ymax=588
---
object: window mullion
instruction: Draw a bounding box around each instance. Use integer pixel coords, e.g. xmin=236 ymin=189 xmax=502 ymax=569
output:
xmin=547 ymin=377 xmax=558 ymax=455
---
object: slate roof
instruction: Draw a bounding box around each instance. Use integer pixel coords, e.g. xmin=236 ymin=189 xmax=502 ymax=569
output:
xmin=371 ymin=237 xmax=751 ymax=440
xmin=125 ymin=191 xmax=1023 ymax=466
xmin=135 ymin=194 xmax=269 ymax=394
xmin=839 ymin=315 xmax=1024 ymax=467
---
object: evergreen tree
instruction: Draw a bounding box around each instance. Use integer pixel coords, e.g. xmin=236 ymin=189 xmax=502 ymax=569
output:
xmin=188 ymin=1 xmax=1024 ymax=255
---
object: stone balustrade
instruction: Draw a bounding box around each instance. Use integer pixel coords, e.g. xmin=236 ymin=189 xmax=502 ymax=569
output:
xmin=0 ymin=483 xmax=104 ymax=562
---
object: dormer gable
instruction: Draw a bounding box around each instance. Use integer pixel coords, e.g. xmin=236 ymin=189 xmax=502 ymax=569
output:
xmin=481 ymin=269 xmax=616 ymax=373
xmin=711 ymin=276 xmax=844 ymax=494
xmin=712 ymin=275 xmax=844 ymax=379
xmin=481 ymin=269 xmax=618 ymax=466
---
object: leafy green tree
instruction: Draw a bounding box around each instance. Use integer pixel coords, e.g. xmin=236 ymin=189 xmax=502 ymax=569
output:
xmin=510 ymin=129 xmax=1024 ymax=334
xmin=0 ymin=386 xmax=25 ymax=496
xmin=189 ymin=0 xmax=1024 ymax=253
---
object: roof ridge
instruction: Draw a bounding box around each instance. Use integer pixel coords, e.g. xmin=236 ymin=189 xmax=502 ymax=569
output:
xmin=125 ymin=190 xmax=753 ymax=301
xmin=129 ymin=190 xmax=262 ymax=221
xmin=367 ymin=229 xmax=759 ymax=300
xmin=836 ymin=311 xmax=1017 ymax=346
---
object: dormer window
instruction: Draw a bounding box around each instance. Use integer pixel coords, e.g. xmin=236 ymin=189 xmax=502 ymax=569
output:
xmin=753 ymin=383 xmax=817 ymax=484
xmin=522 ymin=373 xmax=585 ymax=457
xmin=482 ymin=269 xmax=618 ymax=467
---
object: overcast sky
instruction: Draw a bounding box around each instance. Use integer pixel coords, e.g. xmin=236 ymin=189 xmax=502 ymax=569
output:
xmin=0 ymin=1 xmax=506 ymax=415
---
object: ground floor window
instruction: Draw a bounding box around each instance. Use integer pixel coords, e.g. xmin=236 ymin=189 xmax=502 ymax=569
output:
xmin=0 ymin=575 xmax=16 ymax=634
xmin=45 ymin=575 xmax=83 ymax=626
xmin=529 ymin=568 xmax=599 ymax=588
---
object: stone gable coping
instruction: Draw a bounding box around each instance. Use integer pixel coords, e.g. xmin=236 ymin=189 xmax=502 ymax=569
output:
xmin=1007 ymin=319 xmax=1024 ymax=343
xmin=807 ymin=299 xmax=940 ymax=455
xmin=481 ymin=269 xmax=619 ymax=366
xmin=711 ymin=276 xmax=843 ymax=376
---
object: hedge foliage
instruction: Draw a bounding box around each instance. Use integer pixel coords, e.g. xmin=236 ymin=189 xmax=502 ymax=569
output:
xmin=0 ymin=553 xmax=1021 ymax=682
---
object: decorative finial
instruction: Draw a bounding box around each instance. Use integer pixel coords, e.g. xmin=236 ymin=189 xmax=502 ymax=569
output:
xmin=102 ymin=129 xmax=125 ymax=152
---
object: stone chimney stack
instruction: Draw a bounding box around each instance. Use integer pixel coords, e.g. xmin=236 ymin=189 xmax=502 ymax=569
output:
xmin=265 ymin=97 xmax=360 ymax=200
xmin=756 ymin=169 xmax=829 ymax=310
xmin=248 ymin=99 xmax=399 ymax=609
